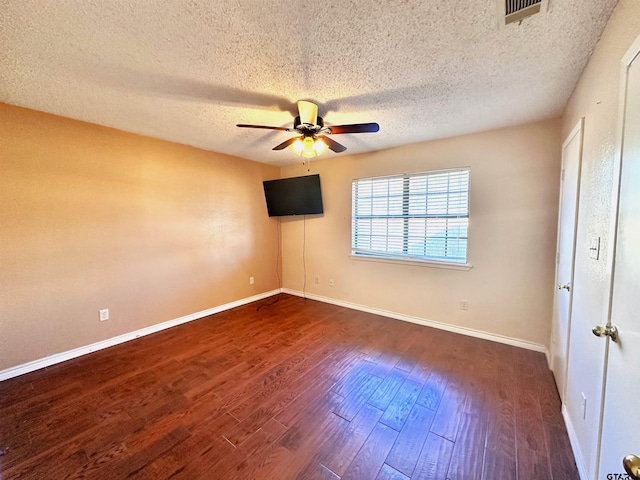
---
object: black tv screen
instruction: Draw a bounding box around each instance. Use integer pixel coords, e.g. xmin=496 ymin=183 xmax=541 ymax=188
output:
xmin=263 ymin=174 xmax=324 ymax=217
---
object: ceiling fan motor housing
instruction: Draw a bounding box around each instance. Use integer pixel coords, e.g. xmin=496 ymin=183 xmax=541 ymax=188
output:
xmin=294 ymin=115 xmax=324 ymax=131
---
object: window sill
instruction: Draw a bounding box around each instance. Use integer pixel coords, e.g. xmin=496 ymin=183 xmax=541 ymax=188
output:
xmin=349 ymin=254 xmax=473 ymax=271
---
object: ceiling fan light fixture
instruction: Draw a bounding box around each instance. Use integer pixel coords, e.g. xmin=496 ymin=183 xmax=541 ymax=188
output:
xmin=314 ymin=138 xmax=328 ymax=155
xmin=289 ymin=136 xmax=328 ymax=158
xmin=301 ymin=136 xmax=316 ymax=158
xmin=290 ymin=138 xmax=304 ymax=155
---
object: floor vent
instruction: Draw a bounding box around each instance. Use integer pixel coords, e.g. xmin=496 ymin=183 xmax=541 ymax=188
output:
xmin=504 ymin=0 xmax=543 ymax=24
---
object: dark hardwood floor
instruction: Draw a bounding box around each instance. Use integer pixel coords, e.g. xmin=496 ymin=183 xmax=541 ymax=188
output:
xmin=0 ymin=294 xmax=578 ymax=479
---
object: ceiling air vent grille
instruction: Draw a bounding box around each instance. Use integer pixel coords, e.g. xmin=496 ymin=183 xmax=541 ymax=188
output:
xmin=505 ymin=0 xmax=542 ymax=24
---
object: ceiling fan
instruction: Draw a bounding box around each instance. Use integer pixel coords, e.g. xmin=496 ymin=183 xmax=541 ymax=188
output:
xmin=237 ymin=100 xmax=379 ymax=158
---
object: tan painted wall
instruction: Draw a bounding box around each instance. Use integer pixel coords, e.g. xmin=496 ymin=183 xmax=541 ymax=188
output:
xmin=558 ymin=0 xmax=640 ymax=474
xmin=0 ymin=103 xmax=280 ymax=371
xmin=281 ymin=119 xmax=561 ymax=347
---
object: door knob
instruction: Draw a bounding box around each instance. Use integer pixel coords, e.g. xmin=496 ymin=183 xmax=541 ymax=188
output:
xmin=592 ymin=324 xmax=619 ymax=342
xmin=624 ymin=454 xmax=640 ymax=480
xmin=557 ymin=283 xmax=571 ymax=291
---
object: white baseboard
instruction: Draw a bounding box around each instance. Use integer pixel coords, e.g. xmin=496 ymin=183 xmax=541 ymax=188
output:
xmin=0 ymin=288 xmax=549 ymax=382
xmin=282 ymin=288 xmax=548 ymax=354
xmin=0 ymin=289 xmax=280 ymax=382
xmin=562 ymin=405 xmax=589 ymax=480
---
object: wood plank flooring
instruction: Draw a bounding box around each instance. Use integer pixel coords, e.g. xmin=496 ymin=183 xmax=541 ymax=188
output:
xmin=0 ymin=294 xmax=578 ymax=479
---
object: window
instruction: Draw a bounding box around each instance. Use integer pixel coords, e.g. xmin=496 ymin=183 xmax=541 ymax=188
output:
xmin=351 ymin=168 xmax=470 ymax=265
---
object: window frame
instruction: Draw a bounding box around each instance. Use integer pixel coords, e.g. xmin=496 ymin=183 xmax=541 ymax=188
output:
xmin=350 ymin=167 xmax=472 ymax=270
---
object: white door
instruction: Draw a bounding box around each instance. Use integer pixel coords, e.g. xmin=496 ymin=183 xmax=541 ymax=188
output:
xmin=550 ymin=119 xmax=583 ymax=400
xmin=597 ymin=39 xmax=640 ymax=480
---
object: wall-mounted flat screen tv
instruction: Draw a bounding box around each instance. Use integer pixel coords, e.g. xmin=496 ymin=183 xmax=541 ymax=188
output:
xmin=263 ymin=174 xmax=324 ymax=217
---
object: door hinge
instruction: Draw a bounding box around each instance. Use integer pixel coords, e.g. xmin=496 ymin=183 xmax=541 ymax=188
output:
xmin=556 ymin=252 xmax=560 ymax=264
xmin=561 ymin=169 xmax=565 ymax=181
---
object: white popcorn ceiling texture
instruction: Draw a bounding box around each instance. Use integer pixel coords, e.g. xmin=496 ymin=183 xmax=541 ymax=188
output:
xmin=0 ymin=0 xmax=619 ymax=166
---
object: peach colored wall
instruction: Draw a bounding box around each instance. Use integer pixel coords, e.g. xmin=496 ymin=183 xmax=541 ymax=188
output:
xmin=558 ymin=0 xmax=640 ymax=475
xmin=281 ymin=119 xmax=561 ymax=347
xmin=0 ymin=103 xmax=280 ymax=371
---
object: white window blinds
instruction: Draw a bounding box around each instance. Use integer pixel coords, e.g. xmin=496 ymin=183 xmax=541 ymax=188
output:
xmin=351 ymin=168 xmax=470 ymax=264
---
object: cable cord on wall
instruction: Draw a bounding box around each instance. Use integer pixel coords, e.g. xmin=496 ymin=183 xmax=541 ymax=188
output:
xmin=257 ymin=217 xmax=281 ymax=311
xmin=276 ymin=217 xmax=281 ymax=289
xmin=302 ymin=215 xmax=307 ymax=299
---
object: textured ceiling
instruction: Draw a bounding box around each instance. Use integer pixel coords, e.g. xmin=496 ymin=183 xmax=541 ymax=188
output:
xmin=0 ymin=0 xmax=619 ymax=166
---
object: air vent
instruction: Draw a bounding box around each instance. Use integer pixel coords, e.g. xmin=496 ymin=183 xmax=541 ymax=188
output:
xmin=505 ymin=0 xmax=542 ymax=24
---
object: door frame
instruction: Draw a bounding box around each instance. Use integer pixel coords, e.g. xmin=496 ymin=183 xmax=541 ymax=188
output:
xmin=551 ymin=117 xmax=584 ymax=402
xmin=595 ymin=32 xmax=640 ymax=479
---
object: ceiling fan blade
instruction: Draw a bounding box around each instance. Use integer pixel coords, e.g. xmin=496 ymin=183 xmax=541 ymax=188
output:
xmin=297 ymin=100 xmax=318 ymax=125
xmin=272 ymin=137 xmax=299 ymax=150
xmin=318 ymin=135 xmax=347 ymax=153
xmin=237 ymin=124 xmax=290 ymax=131
xmin=327 ymin=123 xmax=380 ymax=134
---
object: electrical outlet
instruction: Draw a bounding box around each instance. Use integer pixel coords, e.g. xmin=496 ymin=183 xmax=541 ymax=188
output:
xmin=329 ymin=279 xmax=334 ymax=287
xmin=99 ymin=309 xmax=109 ymax=321
xmin=314 ymin=276 xmax=319 ymax=284
xmin=249 ymin=276 xmax=255 ymax=285
xmin=460 ymin=300 xmax=468 ymax=311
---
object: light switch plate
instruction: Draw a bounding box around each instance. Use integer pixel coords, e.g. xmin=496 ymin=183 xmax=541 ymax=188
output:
xmin=589 ymin=236 xmax=600 ymax=260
